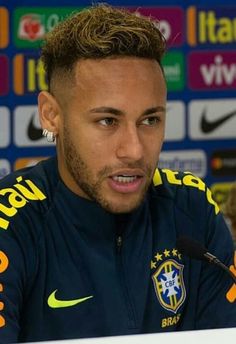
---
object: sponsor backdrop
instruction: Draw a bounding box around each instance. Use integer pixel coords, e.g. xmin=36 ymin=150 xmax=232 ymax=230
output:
xmin=0 ymin=0 xmax=236 ymax=207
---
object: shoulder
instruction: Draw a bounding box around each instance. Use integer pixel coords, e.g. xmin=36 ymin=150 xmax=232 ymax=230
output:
xmin=0 ymin=158 xmax=59 ymax=294
xmin=151 ymin=168 xmax=219 ymax=218
xmin=0 ymin=157 xmax=58 ymax=232
xmin=150 ymin=168 xmax=233 ymax=255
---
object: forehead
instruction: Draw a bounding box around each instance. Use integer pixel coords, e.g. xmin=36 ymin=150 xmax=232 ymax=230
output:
xmin=75 ymin=57 xmax=164 ymax=85
xmin=72 ymin=57 xmax=166 ymax=105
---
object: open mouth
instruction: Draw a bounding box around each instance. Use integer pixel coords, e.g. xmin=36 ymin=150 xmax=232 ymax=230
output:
xmin=111 ymin=175 xmax=140 ymax=183
xmin=108 ymin=174 xmax=144 ymax=193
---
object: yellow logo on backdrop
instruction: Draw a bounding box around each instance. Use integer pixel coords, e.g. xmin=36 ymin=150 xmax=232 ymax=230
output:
xmin=210 ymin=182 xmax=233 ymax=210
xmin=187 ymin=6 xmax=236 ymax=46
xmin=0 ymin=8 xmax=9 ymax=48
xmin=13 ymin=54 xmax=48 ymax=95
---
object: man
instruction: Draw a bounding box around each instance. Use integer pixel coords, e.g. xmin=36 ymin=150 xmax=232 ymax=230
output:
xmin=0 ymin=4 xmax=235 ymax=343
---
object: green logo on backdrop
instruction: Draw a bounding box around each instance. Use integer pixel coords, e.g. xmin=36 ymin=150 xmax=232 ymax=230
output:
xmin=13 ymin=7 xmax=85 ymax=48
xmin=163 ymin=52 xmax=185 ymax=91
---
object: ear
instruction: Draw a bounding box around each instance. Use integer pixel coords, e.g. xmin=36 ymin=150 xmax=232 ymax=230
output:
xmin=38 ymin=91 xmax=61 ymax=135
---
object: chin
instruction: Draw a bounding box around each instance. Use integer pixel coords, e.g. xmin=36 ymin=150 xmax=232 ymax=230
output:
xmin=102 ymin=195 xmax=145 ymax=214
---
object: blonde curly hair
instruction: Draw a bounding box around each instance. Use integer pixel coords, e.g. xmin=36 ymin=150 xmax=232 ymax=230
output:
xmin=40 ymin=4 xmax=166 ymax=89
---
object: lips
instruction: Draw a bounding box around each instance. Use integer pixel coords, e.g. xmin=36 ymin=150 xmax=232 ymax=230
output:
xmin=108 ymin=172 xmax=144 ymax=193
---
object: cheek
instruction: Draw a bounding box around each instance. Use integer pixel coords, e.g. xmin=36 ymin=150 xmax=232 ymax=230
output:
xmin=91 ymin=134 xmax=115 ymax=156
xmin=142 ymin=131 xmax=164 ymax=152
xmin=76 ymin=134 xmax=109 ymax=167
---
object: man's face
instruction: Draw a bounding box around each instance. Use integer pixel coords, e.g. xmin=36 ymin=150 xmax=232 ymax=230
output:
xmin=57 ymin=57 xmax=166 ymax=213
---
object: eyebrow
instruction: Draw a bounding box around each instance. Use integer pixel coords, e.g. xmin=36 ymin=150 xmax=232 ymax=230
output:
xmin=89 ymin=106 xmax=166 ymax=116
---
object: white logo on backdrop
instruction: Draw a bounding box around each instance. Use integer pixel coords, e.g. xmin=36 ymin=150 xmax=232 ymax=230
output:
xmin=0 ymin=160 xmax=10 ymax=179
xmin=165 ymin=101 xmax=185 ymax=141
xmin=188 ymin=98 xmax=236 ymax=140
xmin=158 ymin=150 xmax=207 ymax=178
xmin=13 ymin=105 xmax=55 ymax=147
xmin=200 ymin=55 xmax=236 ymax=86
xmin=0 ymin=107 xmax=10 ymax=148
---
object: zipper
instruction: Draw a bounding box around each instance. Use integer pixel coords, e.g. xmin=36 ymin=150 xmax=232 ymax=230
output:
xmin=116 ymin=235 xmax=122 ymax=253
xmin=115 ymin=233 xmax=137 ymax=329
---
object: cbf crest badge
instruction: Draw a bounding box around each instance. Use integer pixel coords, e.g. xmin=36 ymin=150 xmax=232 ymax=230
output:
xmin=152 ymin=259 xmax=186 ymax=314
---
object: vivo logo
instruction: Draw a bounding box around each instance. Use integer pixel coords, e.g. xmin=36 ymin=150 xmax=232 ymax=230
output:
xmin=200 ymin=55 xmax=236 ymax=85
xmin=188 ymin=51 xmax=236 ymax=90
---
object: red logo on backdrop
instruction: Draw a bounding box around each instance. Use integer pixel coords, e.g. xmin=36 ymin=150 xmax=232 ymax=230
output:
xmin=18 ymin=14 xmax=45 ymax=41
xmin=0 ymin=55 xmax=9 ymax=96
xmin=188 ymin=51 xmax=236 ymax=90
xmin=211 ymin=149 xmax=236 ymax=177
xmin=127 ymin=7 xmax=184 ymax=47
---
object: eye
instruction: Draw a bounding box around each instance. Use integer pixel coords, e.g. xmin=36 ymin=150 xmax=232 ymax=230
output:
xmin=98 ymin=117 xmax=118 ymax=127
xmin=141 ymin=116 xmax=161 ymax=126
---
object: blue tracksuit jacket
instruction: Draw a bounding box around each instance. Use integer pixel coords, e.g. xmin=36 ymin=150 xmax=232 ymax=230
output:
xmin=0 ymin=157 xmax=235 ymax=342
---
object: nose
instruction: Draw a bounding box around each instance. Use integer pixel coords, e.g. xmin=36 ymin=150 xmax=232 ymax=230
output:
xmin=116 ymin=124 xmax=143 ymax=162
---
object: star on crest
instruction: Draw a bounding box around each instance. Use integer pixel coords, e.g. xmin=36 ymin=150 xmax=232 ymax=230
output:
xmin=151 ymin=247 xmax=183 ymax=270
xmin=163 ymin=249 xmax=170 ymax=257
xmin=155 ymin=253 xmax=163 ymax=261
xmin=151 ymin=260 xmax=157 ymax=269
xmin=172 ymin=249 xmax=178 ymax=256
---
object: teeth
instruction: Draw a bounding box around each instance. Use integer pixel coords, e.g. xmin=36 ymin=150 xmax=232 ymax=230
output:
xmin=113 ymin=175 xmax=137 ymax=183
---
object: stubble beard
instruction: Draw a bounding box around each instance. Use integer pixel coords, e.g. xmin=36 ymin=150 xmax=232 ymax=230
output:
xmin=63 ymin=128 xmax=154 ymax=214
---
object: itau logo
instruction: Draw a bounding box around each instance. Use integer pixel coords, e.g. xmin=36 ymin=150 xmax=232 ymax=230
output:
xmin=187 ymin=7 xmax=236 ymax=46
xmin=18 ymin=14 xmax=45 ymax=41
xmin=13 ymin=54 xmax=48 ymax=95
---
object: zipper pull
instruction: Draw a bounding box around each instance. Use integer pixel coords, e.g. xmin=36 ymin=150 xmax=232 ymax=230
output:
xmin=116 ymin=235 xmax=122 ymax=253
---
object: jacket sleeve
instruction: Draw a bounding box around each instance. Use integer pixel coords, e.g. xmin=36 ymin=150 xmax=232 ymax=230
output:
xmin=194 ymin=196 xmax=236 ymax=329
xmin=169 ymin=170 xmax=236 ymax=330
xmin=0 ymin=215 xmax=38 ymax=344
xmin=0 ymin=229 xmax=25 ymax=343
